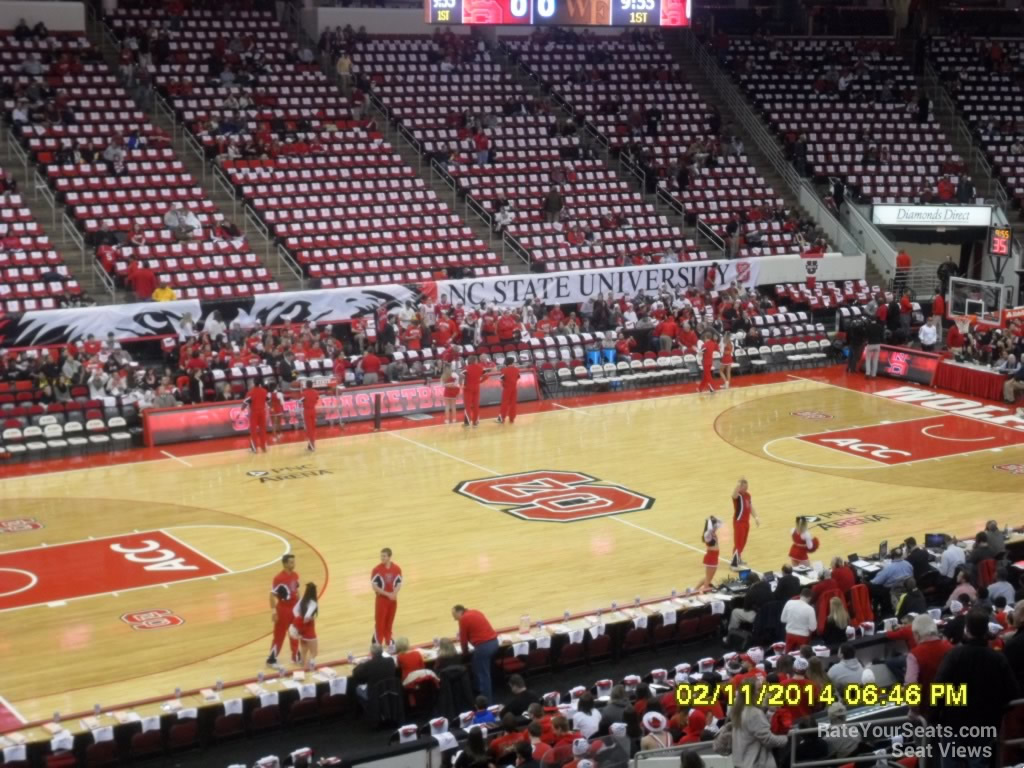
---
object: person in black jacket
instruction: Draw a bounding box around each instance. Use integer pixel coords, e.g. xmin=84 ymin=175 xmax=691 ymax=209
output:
xmin=864 ymin=318 xmax=884 ymax=378
xmin=895 ymin=578 xmax=926 ymax=619
xmin=903 ymin=537 xmax=931 ymax=578
xmin=932 ymin=612 xmax=1020 ymax=758
xmin=1004 ymin=602 xmax=1024 ymax=693
xmin=351 ymin=643 xmax=398 ymax=703
xmin=500 ymin=674 xmax=539 ymax=719
xmin=744 ymin=573 xmax=773 ymax=612
xmin=775 ymin=565 xmax=802 ymax=603
xmin=846 ymin=318 xmax=866 ymax=373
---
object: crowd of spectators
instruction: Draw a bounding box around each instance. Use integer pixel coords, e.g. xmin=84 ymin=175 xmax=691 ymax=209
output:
xmin=337 ymin=522 xmax=1023 ymax=768
xmin=0 ymin=280 xmax=794 ymax=413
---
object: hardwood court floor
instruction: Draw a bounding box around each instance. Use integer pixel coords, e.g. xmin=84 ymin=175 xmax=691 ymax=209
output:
xmin=1 ymin=370 xmax=1021 ymax=727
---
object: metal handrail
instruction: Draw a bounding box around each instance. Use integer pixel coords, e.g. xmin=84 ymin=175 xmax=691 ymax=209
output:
xmin=696 ymin=216 xmax=726 ymax=253
xmin=183 ymin=131 xmax=207 ymax=180
xmin=276 ymin=243 xmax=304 ymax=283
xmin=91 ymin=258 xmax=116 ymax=299
xmin=212 ymin=164 xmax=239 ymax=220
xmin=34 ymin=170 xmax=58 ymax=227
xmin=1004 ymin=697 xmax=1024 ymax=746
xmin=790 ymin=714 xmax=919 ymax=768
xmin=6 ymin=128 xmax=29 ymax=174
xmin=502 ymin=229 xmax=531 ymax=265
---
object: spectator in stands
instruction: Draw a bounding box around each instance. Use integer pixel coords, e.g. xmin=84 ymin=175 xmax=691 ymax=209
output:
xmin=455 ymin=727 xmax=491 ymax=768
xmin=473 ymin=695 xmax=496 ymax=724
xmin=894 ymin=249 xmax=911 ymax=293
xmin=1005 ymin=602 xmax=1024 ymax=692
xmin=968 ymin=531 xmax=996 ymax=578
xmin=780 ymin=588 xmax=816 ymax=652
xmin=955 ymin=174 xmax=975 ymax=204
xmin=351 ymin=642 xmax=397 ymax=704
xmin=918 ymin=318 xmax=938 ymax=351
xmin=988 ymin=568 xmax=1015 ymax=605
xmin=164 ymin=202 xmax=198 ymax=240
xmin=453 ymin=604 xmax=499 ymax=700
xmin=937 ymin=175 xmax=955 ymax=201
xmin=544 ymin=187 xmax=564 ymax=223
xmin=905 ymin=613 xmax=951 ymax=715
xmin=731 ymin=678 xmax=788 ymax=768
xmin=902 ymin=537 xmax=931 ymax=578
xmin=10 ymin=99 xmax=30 ymax=134
xmin=152 ymin=280 xmax=176 ymax=302
xmin=826 ymin=644 xmax=863 ymax=695
xmin=984 ymin=520 xmax=1007 ymax=557
xmin=946 ymin=570 xmax=976 ymax=609
xmin=895 ymin=578 xmax=925 ymax=619
xmin=13 ymin=19 xmax=31 ymax=42
xmin=572 ymin=693 xmax=602 ymax=738
xmin=937 ymin=254 xmax=959 ymax=295
xmin=937 ymin=535 xmax=965 ymax=580
xmin=125 ymin=259 xmax=157 ymax=301
xmin=640 ymin=712 xmax=671 ymax=751
xmin=775 ymin=565 xmax=801 ymax=603
xmin=820 ymin=597 xmax=850 ymax=647
xmin=501 ymin=674 xmax=537 ymax=719
xmin=932 ymin=611 xmax=1020 ymax=761
xmin=599 ymin=685 xmax=630 ymax=732
xmin=869 ymin=548 xmax=913 ymax=617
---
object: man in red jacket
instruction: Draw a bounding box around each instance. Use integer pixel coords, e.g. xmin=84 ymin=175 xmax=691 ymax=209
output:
xmin=496 ymin=357 xmax=520 ymax=425
xmin=462 ymin=355 xmax=485 ymax=427
xmin=453 ymin=604 xmax=499 ymax=699
xmin=905 ymin=614 xmax=952 ymax=717
xmin=698 ymin=334 xmax=719 ymax=393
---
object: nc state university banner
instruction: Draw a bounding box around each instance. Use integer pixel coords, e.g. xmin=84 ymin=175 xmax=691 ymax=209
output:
xmin=143 ymin=372 xmax=540 ymax=446
xmin=0 ymin=253 xmax=863 ymax=346
xmin=438 ymin=260 xmax=762 ymax=307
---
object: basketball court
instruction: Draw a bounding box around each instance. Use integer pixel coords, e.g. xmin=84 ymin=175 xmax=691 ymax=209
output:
xmin=1 ymin=370 xmax=1022 ymax=728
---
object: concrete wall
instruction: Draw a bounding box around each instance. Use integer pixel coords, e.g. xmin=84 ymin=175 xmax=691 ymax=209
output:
xmin=0 ymin=1 xmax=86 ymax=31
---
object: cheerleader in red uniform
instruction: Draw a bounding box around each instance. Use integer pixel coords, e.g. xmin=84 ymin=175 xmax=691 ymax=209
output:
xmin=268 ymin=382 xmax=286 ymax=441
xmin=720 ymin=337 xmax=734 ymax=390
xmin=290 ymin=582 xmax=319 ymax=669
xmin=441 ymin=363 xmax=460 ymax=424
xmin=788 ymin=516 xmax=819 ymax=567
xmin=693 ymin=516 xmax=723 ymax=594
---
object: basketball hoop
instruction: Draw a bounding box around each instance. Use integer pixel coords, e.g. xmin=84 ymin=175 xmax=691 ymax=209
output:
xmin=955 ymin=316 xmax=972 ymax=334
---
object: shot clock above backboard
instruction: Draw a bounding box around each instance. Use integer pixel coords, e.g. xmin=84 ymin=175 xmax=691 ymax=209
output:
xmin=425 ymin=0 xmax=690 ymax=26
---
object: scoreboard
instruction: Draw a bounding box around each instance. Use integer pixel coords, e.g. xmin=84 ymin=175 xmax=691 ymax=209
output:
xmin=426 ymin=0 xmax=690 ymax=26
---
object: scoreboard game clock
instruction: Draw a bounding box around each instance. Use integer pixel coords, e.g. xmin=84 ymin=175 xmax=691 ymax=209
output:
xmin=426 ymin=0 xmax=689 ymax=26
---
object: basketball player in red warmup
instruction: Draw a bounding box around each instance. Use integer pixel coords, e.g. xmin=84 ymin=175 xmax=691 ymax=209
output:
xmin=371 ymin=547 xmax=402 ymax=646
xmin=697 ymin=334 xmax=719 ymax=393
xmin=730 ymin=477 xmax=759 ymax=569
xmin=496 ymin=357 xmax=520 ymax=424
xmin=268 ymin=553 xmax=301 ymax=666
xmin=462 ymin=355 xmax=485 ymax=427
xmin=300 ymin=381 xmax=320 ymax=452
xmin=244 ymin=380 xmax=269 ymax=453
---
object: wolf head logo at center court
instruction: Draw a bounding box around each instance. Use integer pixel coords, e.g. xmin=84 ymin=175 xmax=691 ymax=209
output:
xmin=454 ymin=470 xmax=655 ymax=522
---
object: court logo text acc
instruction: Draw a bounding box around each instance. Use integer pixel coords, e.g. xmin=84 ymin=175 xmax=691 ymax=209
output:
xmin=454 ymin=470 xmax=654 ymax=523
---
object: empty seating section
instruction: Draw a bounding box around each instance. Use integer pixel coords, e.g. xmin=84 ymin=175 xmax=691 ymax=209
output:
xmin=0 ymin=168 xmax=80 ymax=315
xmin=504 ymin=34 xmax=798 ymax=257
xmin=106 ymin=9 xmax=503 ymax=287
xmin=4 ymin=31 xmax=273 ymax=299
xmin=355 ymin=35 xmax=685 ymax=270
xmin=721 ymin=38 xmax=963 ymax=203
xmin=929 ymin=38 xmax=1024 ymax=207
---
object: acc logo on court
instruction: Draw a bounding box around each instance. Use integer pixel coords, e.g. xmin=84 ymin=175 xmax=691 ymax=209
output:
xmin=454 ymin=470 xmax=654 ymax=523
